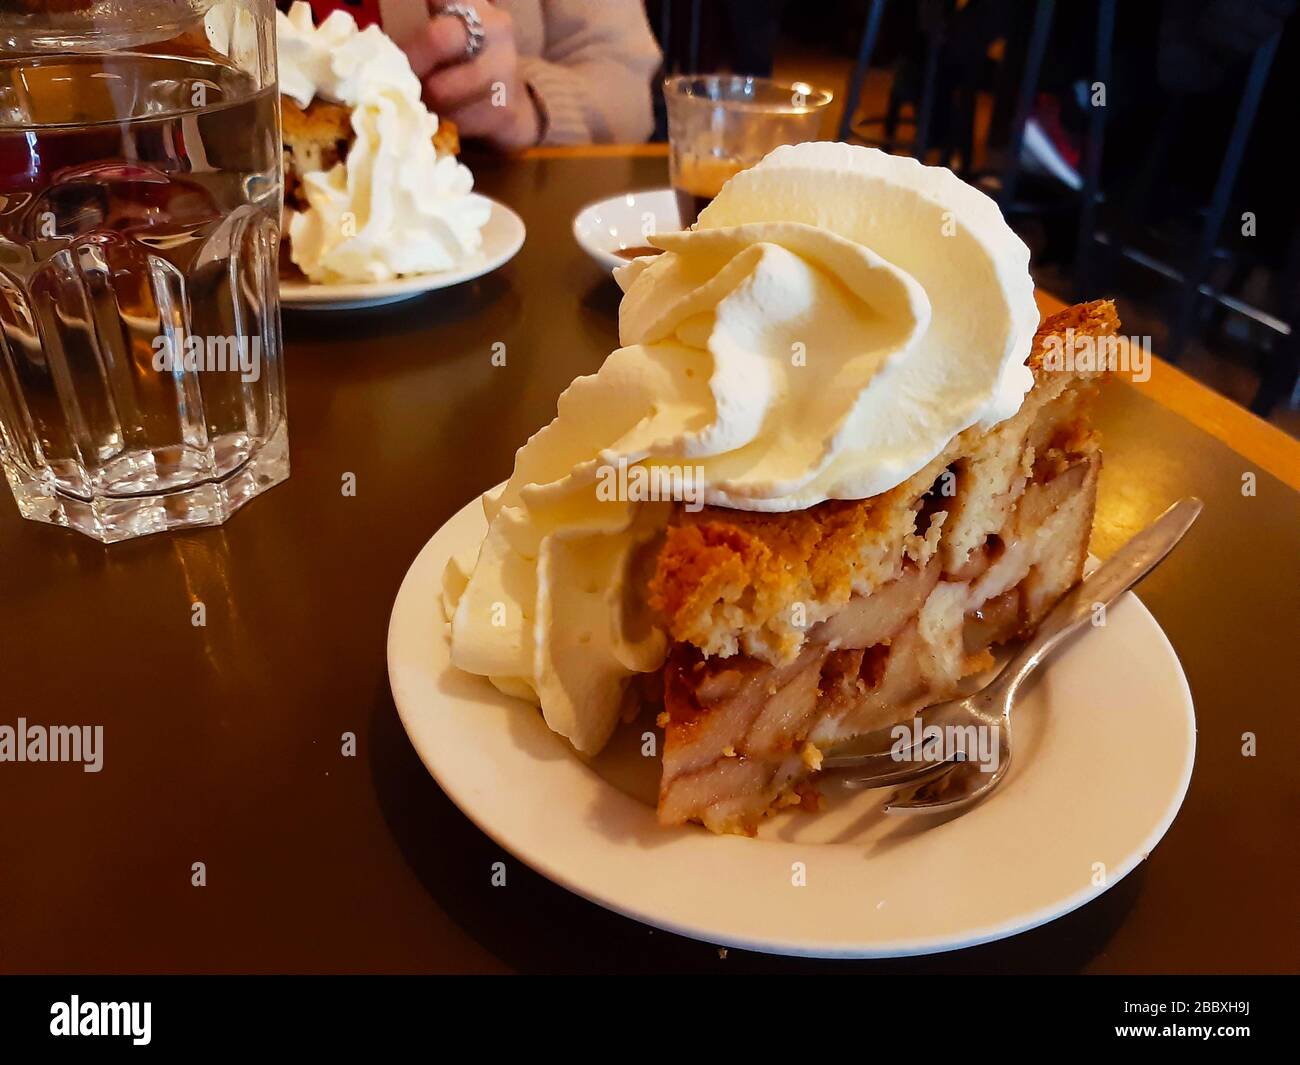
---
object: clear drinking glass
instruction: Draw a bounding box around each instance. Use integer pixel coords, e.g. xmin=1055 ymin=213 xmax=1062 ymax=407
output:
xmin=664 ymin=74 xmax=834 ymax=227
xmin=0 ymin=0 xmax=287 ymax=543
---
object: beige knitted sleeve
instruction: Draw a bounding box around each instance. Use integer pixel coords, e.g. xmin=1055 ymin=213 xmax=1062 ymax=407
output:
xmin=517 ymin=0 xmax=662 ymax=145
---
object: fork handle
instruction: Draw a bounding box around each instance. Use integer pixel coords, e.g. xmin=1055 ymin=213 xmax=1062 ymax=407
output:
xmin=988 ymin=497 xmax=1203 ymax=711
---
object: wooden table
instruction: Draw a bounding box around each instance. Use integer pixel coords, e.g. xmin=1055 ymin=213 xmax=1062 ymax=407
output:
xmin=1 ymin=148 xmax=1297 ymax=974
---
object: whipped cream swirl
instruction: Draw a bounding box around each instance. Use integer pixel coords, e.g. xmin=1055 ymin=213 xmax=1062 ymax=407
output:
xmin=275 ymin=2 xmax=489 ymax=284
xmin=204 ymin=1 xmax=260 ymax=71
xmin=447 ymin=142 xmax=1040 ymax=753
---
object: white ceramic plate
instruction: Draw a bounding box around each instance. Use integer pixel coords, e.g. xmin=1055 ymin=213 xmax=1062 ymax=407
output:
xmin=572 ymin=188 xmax=681 ymax=272
xmin=280 ymin=195 xmax=525 ymax=310
xmin=388 ymin=496 xmax=1196 ymax=958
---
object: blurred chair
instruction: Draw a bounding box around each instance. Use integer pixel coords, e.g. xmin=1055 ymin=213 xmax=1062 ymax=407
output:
xmin=651 ymin=0 xmax=703 ymax=76
xmin=1075 ymin=10 xmax=1294 ymax=413
xmin=839 ymin=0 xmax=1297 ymax=415
xmin=838 ymin=0 xmax=1069 ymax=212
xmin=650 ymin=0 xmax=784 ymax=75
xmin=646 ymin=0 xmax=786 ymax=141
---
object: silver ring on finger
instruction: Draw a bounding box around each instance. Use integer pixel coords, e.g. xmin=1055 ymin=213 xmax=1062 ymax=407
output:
xmin=438 ymin=3 xmax=487 ymax=61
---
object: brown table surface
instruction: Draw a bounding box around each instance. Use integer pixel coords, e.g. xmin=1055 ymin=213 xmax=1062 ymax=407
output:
xmin=2 ymin=151 xmax=1297 ymax=975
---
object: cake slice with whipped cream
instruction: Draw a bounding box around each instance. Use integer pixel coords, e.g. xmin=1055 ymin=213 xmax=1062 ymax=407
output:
xmin=275 ymin=2 xmax=488 ymax=284
xmin=444 ymin=142 xmax=1117 ymax=835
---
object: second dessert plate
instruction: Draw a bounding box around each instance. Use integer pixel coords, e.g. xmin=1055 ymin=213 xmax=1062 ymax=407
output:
xmin=280 ymin=194 xmax=525 ymax=310
xmin=388 ymin=496 xmax=1196 ymax=959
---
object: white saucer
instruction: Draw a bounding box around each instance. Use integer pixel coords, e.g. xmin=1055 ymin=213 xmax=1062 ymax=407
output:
xmin=388 ymin=495 xmax=1196 ymax=958
xmin=280 ymin=194 xmax=525 ymax=310
xmin=572 ymin=188 xmax=681 ymax=272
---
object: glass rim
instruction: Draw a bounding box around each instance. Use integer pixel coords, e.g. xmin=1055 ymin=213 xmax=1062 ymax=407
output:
xmin=0 ymin=0 xmax=227 ymax=52
xmin=663 ymin=73 xmax=834 ymax=114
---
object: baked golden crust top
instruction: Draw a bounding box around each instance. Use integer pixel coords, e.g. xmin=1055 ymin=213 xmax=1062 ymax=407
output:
xmin=1028 ymin=298 xmax=1121 ymax=374
xmin=649 ymin=300 xmax=1119 ymax=661
xmin=281 ymin=97 xmax=460 ymax=169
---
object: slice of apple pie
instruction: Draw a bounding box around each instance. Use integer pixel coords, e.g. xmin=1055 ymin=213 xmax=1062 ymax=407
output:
xmin=649 ymin=299 xmax=1116 ymax=834
xmin=444 ymin=141 xmax=1119 ymax=837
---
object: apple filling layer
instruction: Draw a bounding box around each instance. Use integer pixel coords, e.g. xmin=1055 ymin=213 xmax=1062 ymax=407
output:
xmin=648 ymin=301 xmax=1116 ymax=834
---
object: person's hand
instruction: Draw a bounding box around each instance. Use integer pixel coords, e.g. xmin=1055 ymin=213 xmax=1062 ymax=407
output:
xmin=400 ymin=1 xmax=541 ymax=150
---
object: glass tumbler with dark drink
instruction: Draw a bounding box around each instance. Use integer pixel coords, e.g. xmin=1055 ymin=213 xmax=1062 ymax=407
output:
xmin=0 ymin=0 xmax=286 ymax=543
xmin=664 ymin=75 xmax=834 ymax=227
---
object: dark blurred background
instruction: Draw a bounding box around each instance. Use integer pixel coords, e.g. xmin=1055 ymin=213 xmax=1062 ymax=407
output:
xmin=645 ymin=0 xmax=1300 ymax=438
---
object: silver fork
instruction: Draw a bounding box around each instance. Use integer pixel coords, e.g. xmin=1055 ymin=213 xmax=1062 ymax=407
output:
xmin=821 ymin=497 xmax=1203 ymax=814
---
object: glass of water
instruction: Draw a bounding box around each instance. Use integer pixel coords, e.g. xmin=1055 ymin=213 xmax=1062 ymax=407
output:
xmin=0 ymin=0 xmax=287 ymax=543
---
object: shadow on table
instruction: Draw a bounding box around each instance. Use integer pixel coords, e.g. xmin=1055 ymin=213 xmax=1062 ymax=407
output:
xmin=282 ymin=273 xmax=519 ymax=352
xmin=368 ymin=683 xmax=1145 ymax=974
xmin=579 ymin=273 xmax=621 ymax=318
